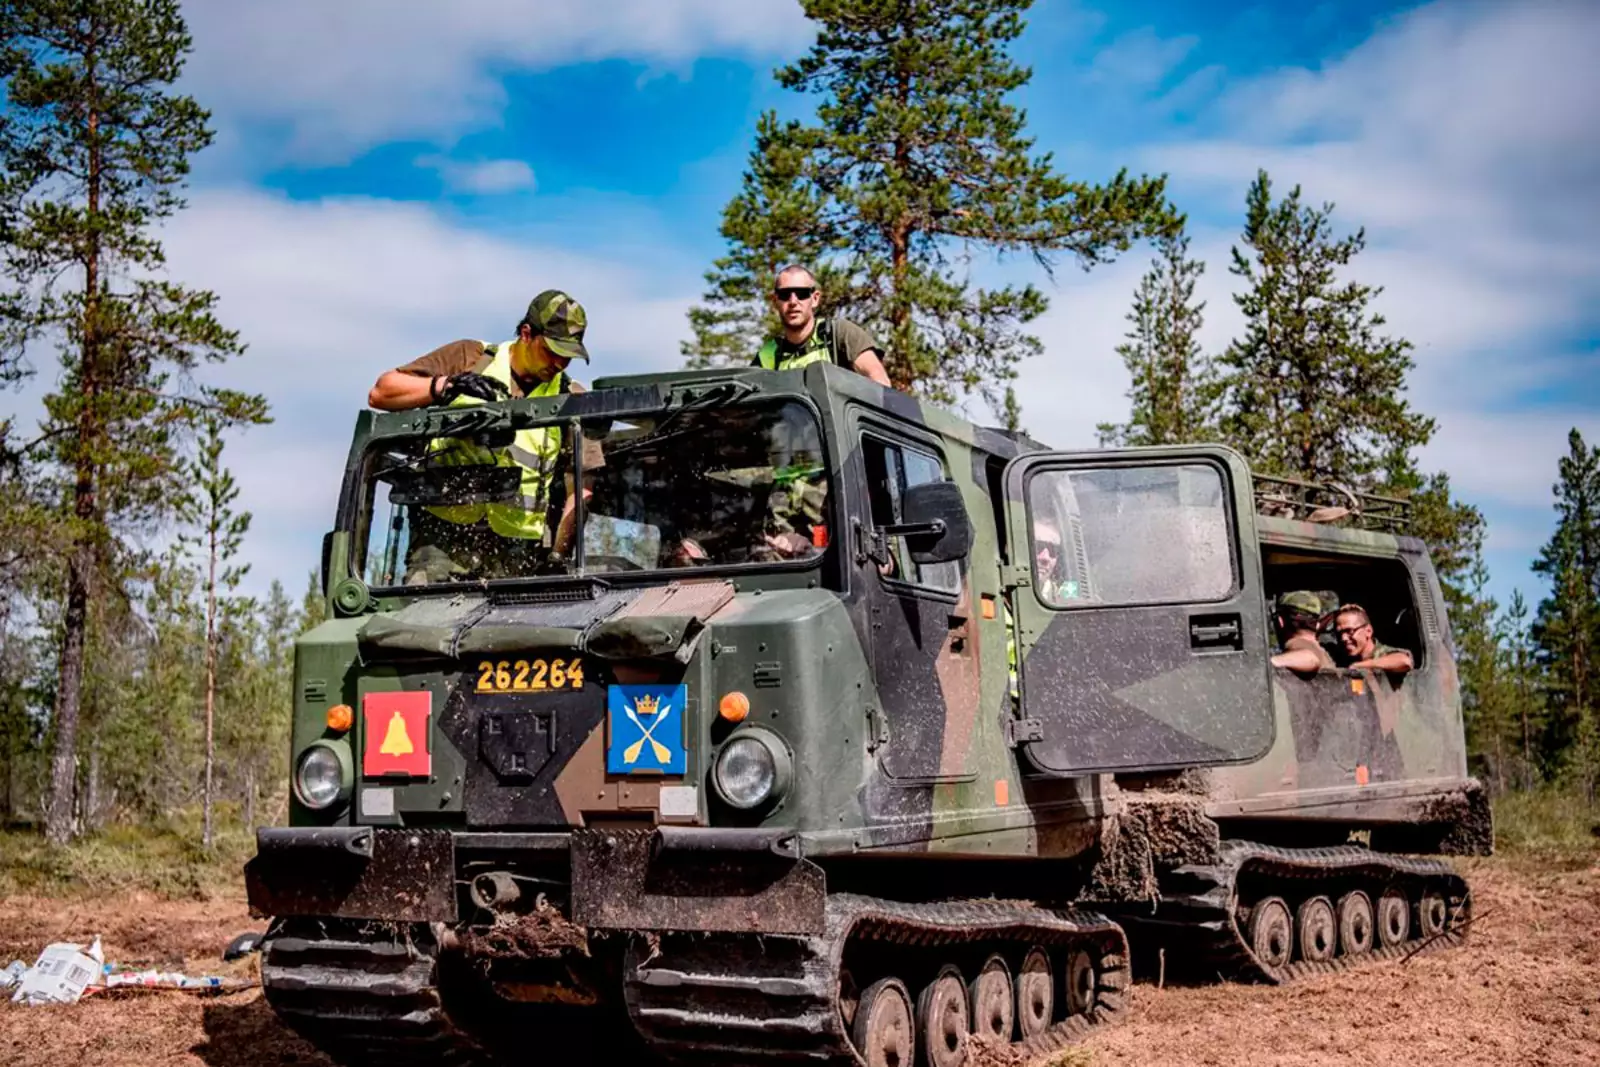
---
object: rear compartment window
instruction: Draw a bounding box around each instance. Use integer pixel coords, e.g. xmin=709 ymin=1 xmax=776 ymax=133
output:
xmin=1026 ymin=463 xmax=1234 ymax=608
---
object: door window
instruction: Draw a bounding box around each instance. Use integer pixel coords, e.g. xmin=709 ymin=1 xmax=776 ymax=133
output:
xmin=862 ymin=435 xmax=960 ymax=593
xmin=1027 ymin=463 xmax=1234 ymax=608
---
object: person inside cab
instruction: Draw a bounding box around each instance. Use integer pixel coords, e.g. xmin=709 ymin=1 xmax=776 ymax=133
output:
xmin=1271 ymin=590 xmax=1335 ymax=674
xmin=366 ymin=289 xmax=603 ymax=583
xmin=754 ymin=265 xmax=892 ymax=387
xmin=1333 ymin=604 xmax=1414 ymax=675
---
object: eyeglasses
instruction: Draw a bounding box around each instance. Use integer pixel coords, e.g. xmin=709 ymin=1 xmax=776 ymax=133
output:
xmin=1036 ymin=542 xmax=1060 ymax=557
xmin=1335 ymin=625 xmax=1370 ymax=639
xmin=774 ymin=286 xmax=816 ymax=303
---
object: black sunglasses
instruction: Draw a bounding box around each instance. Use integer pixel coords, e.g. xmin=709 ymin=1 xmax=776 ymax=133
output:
xmin=774 ymin=286 xmax=816 ymax=302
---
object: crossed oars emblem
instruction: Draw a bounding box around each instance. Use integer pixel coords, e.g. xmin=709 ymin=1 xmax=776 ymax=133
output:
xmin=622 ymin=692 xmax=673 ymax=765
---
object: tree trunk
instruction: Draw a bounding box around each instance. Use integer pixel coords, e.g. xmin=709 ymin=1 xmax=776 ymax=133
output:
xmin=46 ymin=538 xmax=94 ymax=844
xmin=48 ymin=26 xmax=104 ymax=848
xmin=203 ymin=528 xmax=217 ymax=850
xmin=85 ymin=743 xmax=102 ymax=831
xmin=244 ymin=766 xmax=256 ymax=830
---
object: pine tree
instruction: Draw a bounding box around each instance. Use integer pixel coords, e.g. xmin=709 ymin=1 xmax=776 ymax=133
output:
xmin=0 ymin=0 xmax=269 ymax=841
xmin=1498 ymin=591 xmax=1545 ymax=791
xmin=1098 ymin=225 xmax=1214 ymax=447
xmin=684 ymin=112 xmax=847 ymax=370
xmin=177 ymin=417 xmax=250 ymax=849
xmin=1215 ymin=171 xmax=1434 ymax=485
xmin=1531 ymin=429 xmax=1600 ymax=794
xmin=684 ymin=0 xmax=1172 ymax=410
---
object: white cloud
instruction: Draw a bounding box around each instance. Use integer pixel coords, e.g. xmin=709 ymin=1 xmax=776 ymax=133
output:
xmin=417 ymin=156 xmax=537 ymax=195
xmin=181 ymin=0 xmax=810 ymax=161
xmin=1085 ymin=26 xmax=1197 ymax=88
xmin=1010 ymin=1 xmax=1600 ymax=604
xmin=155 ymin=188 xmax=698 ymax=593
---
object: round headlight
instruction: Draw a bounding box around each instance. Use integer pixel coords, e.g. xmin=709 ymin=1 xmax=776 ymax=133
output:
xmin=295 ymin=744 xmax=348 ymax=810
xmin=713 ymin=731 xmax=791 ymax=810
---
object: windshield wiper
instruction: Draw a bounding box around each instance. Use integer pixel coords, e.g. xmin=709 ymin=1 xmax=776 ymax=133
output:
xmin=651 ymin=380 xmax=757 ymax=437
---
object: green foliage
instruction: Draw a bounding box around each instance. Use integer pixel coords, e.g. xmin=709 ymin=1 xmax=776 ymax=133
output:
xmin=685 ymin=0 xmax=1173 ymax=409
xmin=1215 ymin=171 xmax=1434 ymax=485
xmin=1492 ymin=787 xmax=1600 ymax=863
xmin=0 ymin=0 xmax=268 ymax=841
xmin=0 ymin=807 xmax=255 ymax=899
xmin=1531 ymin=429 xmax=1600 ymax=795
xmin=1098 ymin=224 xmax=1215 ymax=447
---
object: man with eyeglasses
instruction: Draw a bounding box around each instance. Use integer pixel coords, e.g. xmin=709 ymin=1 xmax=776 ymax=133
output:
xmin=754 ymin=265 xmax=892 ymax=387
xmin=1333 ymin=604 xmax=1414 ymax=675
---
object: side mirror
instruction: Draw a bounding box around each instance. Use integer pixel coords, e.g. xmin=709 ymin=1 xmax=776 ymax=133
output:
xmin=883 ymin=480 xmax=972 ymax=564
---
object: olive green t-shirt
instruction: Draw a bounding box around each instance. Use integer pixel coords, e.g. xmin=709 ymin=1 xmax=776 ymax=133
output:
xmin=753 ymin=317 xmax=879 ymax=370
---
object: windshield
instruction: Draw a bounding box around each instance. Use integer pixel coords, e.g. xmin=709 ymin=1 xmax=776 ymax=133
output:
xmin=354 ymin=400 xmax=830 ymax=587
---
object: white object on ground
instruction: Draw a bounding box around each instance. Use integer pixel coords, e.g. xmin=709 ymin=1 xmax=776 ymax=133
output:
xmin=11 ymin=937 xmax=105 ymax=1005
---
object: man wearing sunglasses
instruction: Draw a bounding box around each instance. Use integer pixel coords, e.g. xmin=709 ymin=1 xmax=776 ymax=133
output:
xmin=754 ymin=265 xmax=892 ymax=387
xmin=1334 ymin=604 xmax=1413 ymax=675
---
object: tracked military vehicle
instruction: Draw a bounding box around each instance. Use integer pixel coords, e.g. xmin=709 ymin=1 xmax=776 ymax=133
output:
xmin=247 ymin=363 xmax=1488 ymax=1065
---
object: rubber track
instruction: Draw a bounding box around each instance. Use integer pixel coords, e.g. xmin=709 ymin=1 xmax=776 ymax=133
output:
xmin=260 ymin=919 xmax=486 ymax=1066
xmin=1119 ymin=842 xmax=1472 ymax=985
xmin=623 ymin=893 xmax=1131 ymax=1066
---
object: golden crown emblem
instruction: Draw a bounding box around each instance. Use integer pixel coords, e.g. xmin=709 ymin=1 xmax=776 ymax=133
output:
xmin=632 ymin=693 xmax=660 ymax=716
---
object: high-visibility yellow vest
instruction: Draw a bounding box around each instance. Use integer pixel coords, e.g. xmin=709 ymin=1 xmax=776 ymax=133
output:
xmin=757 ymin=317 xmax=837 ymax=371
xmin=425 ymin=342 xmax=564 ymax=541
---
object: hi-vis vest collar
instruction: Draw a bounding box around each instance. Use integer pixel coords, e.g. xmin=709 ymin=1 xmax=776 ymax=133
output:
xmin=758 ymin=315 xmax=841 ymax=371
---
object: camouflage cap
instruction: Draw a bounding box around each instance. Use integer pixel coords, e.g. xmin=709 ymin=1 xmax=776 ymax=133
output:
xmin=1277 ymin=590 xmax=1324 ymax=617
xmin=523 ymin=289 xmax=589 ymax=362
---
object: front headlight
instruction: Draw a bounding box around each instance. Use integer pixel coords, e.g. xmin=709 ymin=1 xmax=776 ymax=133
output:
xmin=295 ymin=743 xmax=350 ymax=810
xmin=712 ymin=729 xmax=792 ymax=810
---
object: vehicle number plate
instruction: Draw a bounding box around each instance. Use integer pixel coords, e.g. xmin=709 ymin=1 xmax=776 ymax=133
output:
xmin=474 ymin=657 xmax=585 ymax=693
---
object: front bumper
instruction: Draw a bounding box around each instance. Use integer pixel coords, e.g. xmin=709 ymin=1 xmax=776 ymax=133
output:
xmin=244 ymin=826 xmax=826 ymax=935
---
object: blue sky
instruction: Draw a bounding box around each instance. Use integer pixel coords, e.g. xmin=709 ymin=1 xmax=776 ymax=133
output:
xmin=7 ymin=0 xmax=1597 ymax=615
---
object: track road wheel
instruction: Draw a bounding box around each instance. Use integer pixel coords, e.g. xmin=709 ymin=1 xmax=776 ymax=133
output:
xmin=1296 ymin=896 xmax=1337 ymax=963
xmin=1338 ymin=891 xmax=1375 ymax=957
xmin=1377 ymin=889 xmax=1411 ymax=947
xmin=1064 ymin=949 xmax=1097 ymax=1017
xmin=968 ymin=955 xmax=1014 ymax=1043
xmin=854 ymin=978 xmax=915 ymax=1067
xmin=1417 ymin=889 xmax=1449 ymax=938
xmin=1015 ymin=947 xmax=1054 ymax=1038
xmin=1248 ymin=896 xmax=1294 ymax=969
xmin=916 ymin=967 xmax=969 ymax=1067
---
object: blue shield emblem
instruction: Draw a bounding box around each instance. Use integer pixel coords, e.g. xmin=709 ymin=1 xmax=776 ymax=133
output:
xmin=607 ymin=685 xmax=687 ymax=775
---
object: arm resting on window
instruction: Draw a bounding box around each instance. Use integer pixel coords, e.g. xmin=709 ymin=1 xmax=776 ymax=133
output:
xmin=1350 ymin=649 xmax=1414 ymax=674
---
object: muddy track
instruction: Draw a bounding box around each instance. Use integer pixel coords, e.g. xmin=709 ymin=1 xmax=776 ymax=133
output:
xmin=2 ymin=858 xmax=1597 ymax=1067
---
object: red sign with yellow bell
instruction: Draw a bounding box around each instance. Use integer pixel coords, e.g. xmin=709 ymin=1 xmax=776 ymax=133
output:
xmin=362 ymin=691 xmax=432 ymax=778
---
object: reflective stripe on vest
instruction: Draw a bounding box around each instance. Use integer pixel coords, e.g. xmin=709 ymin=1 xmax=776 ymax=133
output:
xmin=425 ymin=342 xmax=564 ymax=541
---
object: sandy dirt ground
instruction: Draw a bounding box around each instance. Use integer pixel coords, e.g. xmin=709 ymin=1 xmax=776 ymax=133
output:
xmin=1 ymin=855 xmax=1595 ymax=1067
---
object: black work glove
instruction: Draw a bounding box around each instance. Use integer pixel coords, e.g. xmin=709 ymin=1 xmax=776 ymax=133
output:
xmin=434 ymin=372 xmax=510 ymax=404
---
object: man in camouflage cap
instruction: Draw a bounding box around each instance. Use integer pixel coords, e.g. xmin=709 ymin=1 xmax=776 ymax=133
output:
xmin=367 ymin=290 xmax=601 ymax=582
xmin=369 ymin=289 xmax=590 ymax=410
xmin=1271 ymin=590 xmax=1334 ymax=674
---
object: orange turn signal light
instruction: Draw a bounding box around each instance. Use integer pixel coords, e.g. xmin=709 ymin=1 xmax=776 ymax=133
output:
xmin=718 ymin=691 xmax=751 ymax=724
xmin=326 ymin=704 xmax=354 ymax=733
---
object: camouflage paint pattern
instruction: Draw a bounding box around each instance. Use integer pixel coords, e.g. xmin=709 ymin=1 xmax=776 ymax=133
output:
xmin=269 ymin=361 xmax=1482 ymax=923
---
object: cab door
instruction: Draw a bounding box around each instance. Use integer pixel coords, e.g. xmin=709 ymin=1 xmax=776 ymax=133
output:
xmin=1003 ymin=445 xmax=1274 ymax=775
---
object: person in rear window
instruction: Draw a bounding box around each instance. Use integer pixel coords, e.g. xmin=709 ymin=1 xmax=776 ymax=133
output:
xmin=1271 ymin=591 xmax=1334 ymax=674
xmin=1334 ymin=604 xmax=1414 ymax=675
